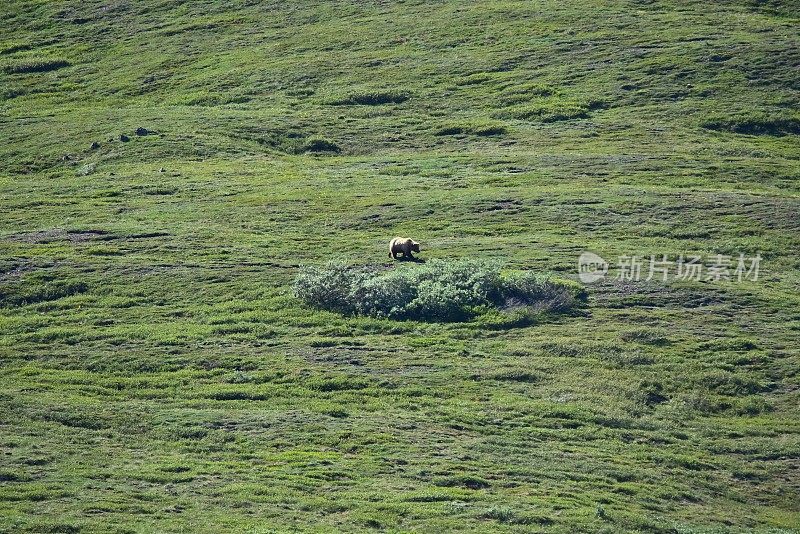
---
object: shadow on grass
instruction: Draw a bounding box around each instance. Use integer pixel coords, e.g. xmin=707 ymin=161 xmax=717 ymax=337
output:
xmin=392 ymin=256 xmax=426 ymax=264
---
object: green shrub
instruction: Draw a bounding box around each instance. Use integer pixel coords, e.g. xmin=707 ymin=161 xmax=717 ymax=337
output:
xmin=3 ymin=59 xmax=70 ymax=74
xmin=302 ymin=137 xmax=341 ymax=153
xmin=406 ymin=279 xmax=475 ymax=321
xmin=292 ymin=262 xmax=367 ymax=315
xmin=329 ymin=90 xmax=409 ymax=105
xmin=293 ymin=259 xmax=584 ymax=322
xmin=701 ymin=112 xmax=800 ymax=136
xmin=436 ymin=120 xmax=507 ymax=136
xmin=349 ymin=271 xmax=417 ymax=318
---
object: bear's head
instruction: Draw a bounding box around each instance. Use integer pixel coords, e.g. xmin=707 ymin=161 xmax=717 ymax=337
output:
xmin=411 ymin=241 xmax=420 ymax=253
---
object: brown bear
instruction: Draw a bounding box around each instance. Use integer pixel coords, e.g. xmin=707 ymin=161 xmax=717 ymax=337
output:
xmin=389 ymin=237 xmax=420 ymax=259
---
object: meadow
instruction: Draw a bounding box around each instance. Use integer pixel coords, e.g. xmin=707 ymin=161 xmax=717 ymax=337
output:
xmin=0 ymin=0 xmax=799 ymax=532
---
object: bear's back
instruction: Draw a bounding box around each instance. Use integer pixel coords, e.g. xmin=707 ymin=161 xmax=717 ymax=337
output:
xmin=389 ymin=237 xmax=411 ymax=252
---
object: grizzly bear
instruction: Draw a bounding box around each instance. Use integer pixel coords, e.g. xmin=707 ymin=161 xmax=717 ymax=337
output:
xmin=389 ymin=237 xmax=420 ymax=259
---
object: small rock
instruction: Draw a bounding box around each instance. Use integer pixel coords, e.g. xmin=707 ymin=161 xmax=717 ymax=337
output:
xmin=90 ymin=141 xmax=100 ymax=150
xmin=135 ymin=127 xmax=149 ymax=136
xmin=119 ymin=134 xmax=130 ymax=142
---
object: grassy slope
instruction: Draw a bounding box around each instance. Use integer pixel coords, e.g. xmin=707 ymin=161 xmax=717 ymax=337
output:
xmin=0 ymin=0 xmax=799 ymax=531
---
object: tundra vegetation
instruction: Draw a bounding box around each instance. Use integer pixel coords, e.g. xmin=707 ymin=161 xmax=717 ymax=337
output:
xmin=0 ymin=0 xmax=798 ymax=532
xmin=293 ymin=260 xmax=585 ymax=323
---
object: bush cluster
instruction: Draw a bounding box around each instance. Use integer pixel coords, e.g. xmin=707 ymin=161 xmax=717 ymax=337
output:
xmin=293 ymin=259 xmax=585 ymax=322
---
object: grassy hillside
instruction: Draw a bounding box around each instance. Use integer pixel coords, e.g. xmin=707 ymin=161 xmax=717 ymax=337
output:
xmin=1 ymin=0 xmax=798 ymax=532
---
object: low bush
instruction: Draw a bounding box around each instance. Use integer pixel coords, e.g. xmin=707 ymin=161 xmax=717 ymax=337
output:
xmin=701 ymin=112 xmax=800 ymax=136
xmin=435 ymin=120 xmax=507 ymax=137
xmin=302 ymin=137 xmax=341 ymax=153
xmin=3 ymin=59 xmax=70 ymax=74
xmin=293 ymin=259 xmax=585 ymax=322
xmin=329 ymin=90 xmax=409 ymax=105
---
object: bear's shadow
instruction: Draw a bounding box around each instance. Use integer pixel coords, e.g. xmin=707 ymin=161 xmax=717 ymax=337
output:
xmin=394 ymin=256 xmax=426 ymax=263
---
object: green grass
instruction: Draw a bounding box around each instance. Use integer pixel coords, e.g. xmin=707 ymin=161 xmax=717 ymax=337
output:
xmin=0 ymin=0 xmax=799 ymax=532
